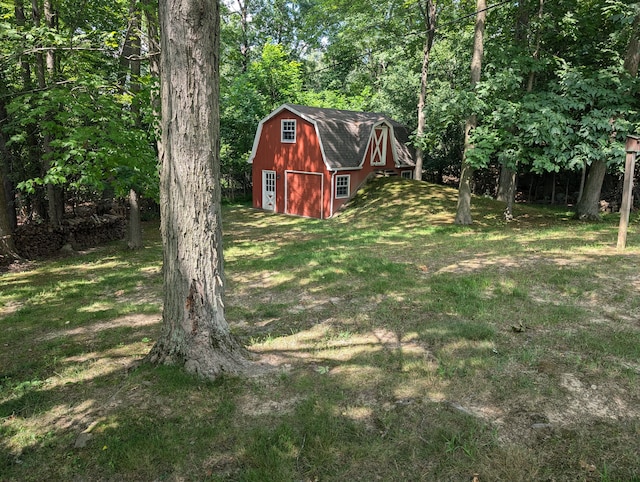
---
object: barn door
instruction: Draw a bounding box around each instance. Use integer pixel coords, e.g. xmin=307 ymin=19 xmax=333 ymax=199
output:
xmin=371 ymin=126 xmax=388 ymax=166
xmin=262 ymin=170 xmax=276 ymax=211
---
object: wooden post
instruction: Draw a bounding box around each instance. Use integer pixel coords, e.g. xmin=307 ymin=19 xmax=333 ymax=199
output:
xmin=617 ymin=135 xmax=640 ymax=250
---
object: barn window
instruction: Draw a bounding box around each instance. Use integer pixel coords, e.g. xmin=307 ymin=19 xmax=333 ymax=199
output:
xmin=401 ymin=170 xmax=412 ymax=179
xmin=335 ymin=175 xmax=350 ymax=198
xmin=281 ymin=119 xmax=296 ymax=143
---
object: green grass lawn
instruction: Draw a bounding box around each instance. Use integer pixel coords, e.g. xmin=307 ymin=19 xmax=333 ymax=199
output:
xmin=1 ymin=178 xmax=639 ymax=481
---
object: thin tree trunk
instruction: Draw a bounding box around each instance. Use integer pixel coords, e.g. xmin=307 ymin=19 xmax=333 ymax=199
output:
xmin=128 ymin=189 xmax=143 ymax=249
xmin=414 ymin=0 xmax=436 ymax=181
xmin=33 ymin=0 xmax=63 ymax=226
xmin=142 ymin=0 xmax=161 ymax=140
xmin=577 ymin=162 xmax=586 ymax=203
xmin=455 ymin=0 xmax=486 ymax=225
xmin=128 ymin=0 xmax=144 ymax=249
xmin=497 ymin=0 xmax=543 ymax=220
xmin=237 ymin=0 xmax=250 ymax=73
xmin=624 ymin=14 xmax=640 ymax=77
xmin=16 ymin=0 xmax=46 ymax=221
xmin=146 ymin=0 xmax=250 ymax=378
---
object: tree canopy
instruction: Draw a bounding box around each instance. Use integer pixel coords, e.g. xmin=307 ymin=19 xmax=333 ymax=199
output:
xmin=1 ymin=0 xmax=638 ymax=238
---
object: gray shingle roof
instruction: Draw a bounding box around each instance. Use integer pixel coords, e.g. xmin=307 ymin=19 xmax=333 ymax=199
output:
xmin=284 ymin=104 xmax=415 ymax=170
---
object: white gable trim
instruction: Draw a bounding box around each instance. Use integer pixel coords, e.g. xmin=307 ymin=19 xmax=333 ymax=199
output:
xmin=357 ymin=120 xmax=396 ymax=169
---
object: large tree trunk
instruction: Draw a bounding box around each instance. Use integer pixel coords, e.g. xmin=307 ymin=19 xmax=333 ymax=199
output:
xmin=497 ymin=165 xmax=517 ymax=220
xmin=575 ymin=160 xmax=606 ymax=220
xmin=0 ymin=74 xmax=17 ymax=233
xmin=146 ymin=0 xmax=250 ymax=378
xmin=414 ymin=0 xmax=436 ymax=181
xmin=455 ymin=0 xmax=486 ymax=225
xmin=0 ymin=79 xmax=20 ymax=260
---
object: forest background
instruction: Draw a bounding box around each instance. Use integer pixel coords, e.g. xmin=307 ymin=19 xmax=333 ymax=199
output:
xmin=1 ymin=0 xmax=639 ymax=254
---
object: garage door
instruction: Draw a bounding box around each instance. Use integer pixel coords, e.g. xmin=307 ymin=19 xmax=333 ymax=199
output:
xmin=286 ymin=172 xmax=323 ymax=218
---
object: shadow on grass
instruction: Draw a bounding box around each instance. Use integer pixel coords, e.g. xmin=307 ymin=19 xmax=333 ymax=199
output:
xmin=0 ymin=332 xmax=501 ymax=481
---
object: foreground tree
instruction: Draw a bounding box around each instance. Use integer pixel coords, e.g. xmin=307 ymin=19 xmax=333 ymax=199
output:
xmin=146 ymin=0 xmax=250 ymax=378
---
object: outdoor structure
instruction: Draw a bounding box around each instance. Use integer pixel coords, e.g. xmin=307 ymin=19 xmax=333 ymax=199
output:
xmin=249 ymin=104 xmax=416 ymax=219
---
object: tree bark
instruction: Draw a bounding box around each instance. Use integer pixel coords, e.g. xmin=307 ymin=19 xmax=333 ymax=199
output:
xmin=575 ymin=161 xmax=606 ymax=220
xmin=128 ymin=189 xmax=143 ymax=249
xmin=455 ymin=0 xmax=486 ymax=225
xmin=577 ymin=161 xmax=586 ymax=203
xmin=497 ymin=165 xmax=517 ymax=220
xmin=146 ymin=0 xmax=250 ymax=378
xmin=414 ymin=0 xmax=436 ymax=181
xmin=0 ymin=79 xmax=20 ymax=260
xmin=624 ymin=14 xmax=640 ymax=77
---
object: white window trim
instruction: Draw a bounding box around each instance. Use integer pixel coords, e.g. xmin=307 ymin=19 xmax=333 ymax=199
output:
xmin=401 ymin=170 xmax=412 ymax=179
xmin=281 ymin=119 xmax=296 ymax=143
xmin=370 ymin=126 xmax=388 ymax=166
xmin=335 ymin=174 xmax=350 ymax=199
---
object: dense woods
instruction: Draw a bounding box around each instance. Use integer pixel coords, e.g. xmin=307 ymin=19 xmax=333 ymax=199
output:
xmin=1 ymin=0 xmax=639 ymax=257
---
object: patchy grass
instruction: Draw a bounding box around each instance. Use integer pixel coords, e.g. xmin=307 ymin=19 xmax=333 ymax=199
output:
xmin=2 ymin=178 xmax=640 ymax=481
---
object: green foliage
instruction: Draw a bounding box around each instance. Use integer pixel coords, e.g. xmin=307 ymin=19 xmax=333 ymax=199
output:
xmin=466 ymin=63 xmax=639 ymax=174
xmin=7 ymin=76 xmax=158 ymax=199
xmin=0 ymin=0 xmax=157 ymax=211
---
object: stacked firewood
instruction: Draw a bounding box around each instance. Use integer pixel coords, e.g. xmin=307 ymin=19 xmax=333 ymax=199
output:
xmin=14 ymin=214 xmax=126 ymax=259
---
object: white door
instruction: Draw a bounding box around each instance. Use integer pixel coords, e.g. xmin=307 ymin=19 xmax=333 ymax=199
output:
xmin=262 ymin=170 xmax=276 ymax=211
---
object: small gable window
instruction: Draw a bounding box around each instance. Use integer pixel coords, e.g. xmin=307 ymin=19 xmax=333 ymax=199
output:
xmin=336 ymin=175 xmax=350 ymax=198
xmin=281 ymin=119 xmax=296 ymax=143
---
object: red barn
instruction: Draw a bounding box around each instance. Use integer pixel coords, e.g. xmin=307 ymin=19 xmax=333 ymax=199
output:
xmin=249 ymin=104 xmax=415 ymax=219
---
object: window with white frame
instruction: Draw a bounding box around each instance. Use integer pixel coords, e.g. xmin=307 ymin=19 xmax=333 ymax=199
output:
xmin=281 ymin=119 xmax=296 ymax=143
xmin=401 ymin=170 xmax=412 ymax=179
xmin=335 ymin=175 xmax=350 ymax=198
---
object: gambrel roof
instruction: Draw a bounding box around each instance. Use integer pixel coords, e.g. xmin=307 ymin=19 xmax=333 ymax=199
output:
xmin=249 ymin=104 xmax=415 ymax=171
